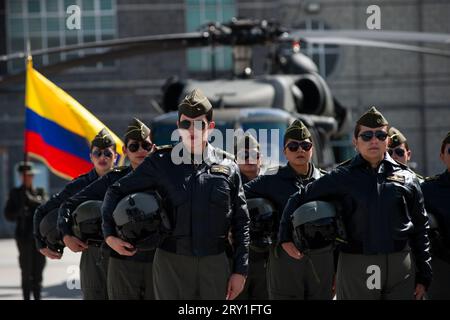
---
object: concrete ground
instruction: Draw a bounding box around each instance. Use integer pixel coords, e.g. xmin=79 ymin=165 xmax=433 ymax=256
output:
xmin=0 ymin=238 xmax=82 ymax=300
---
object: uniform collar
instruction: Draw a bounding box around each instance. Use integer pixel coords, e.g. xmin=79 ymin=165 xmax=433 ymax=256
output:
xmin=282 ymin=162 xmax=318 ymax=180
xmin=350 ymin=153 xmax=400 ymax=170
xmin=88 ymin=168 xmax=99 ymax=180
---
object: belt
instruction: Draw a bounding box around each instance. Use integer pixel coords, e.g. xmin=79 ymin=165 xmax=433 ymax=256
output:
xmin=160 ymin=236 xmax=225 ymax=256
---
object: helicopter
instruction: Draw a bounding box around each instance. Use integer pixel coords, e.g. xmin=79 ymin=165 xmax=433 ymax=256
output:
xmin=1 ymin=18 xmax=450 ymax=168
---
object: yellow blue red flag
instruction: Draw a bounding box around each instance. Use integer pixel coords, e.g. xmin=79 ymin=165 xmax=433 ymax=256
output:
xmin=25 ymin=58 xmax=124 ymax=180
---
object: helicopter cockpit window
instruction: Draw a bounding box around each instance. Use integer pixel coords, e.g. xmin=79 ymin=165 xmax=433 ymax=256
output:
xmin=295 ymin=20 xmax=339 ymax=78
xmin=186 ymin=0 xmax=235 ymax=72
xmin=5 ymin=0 xmax=117 ymax=72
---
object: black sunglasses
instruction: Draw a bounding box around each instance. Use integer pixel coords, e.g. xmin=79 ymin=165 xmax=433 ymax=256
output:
xmin=285 ymin=141 xmax=313 ymax=152
xmin=358 ymin=130 xmax=388 ymax=142
xmin=127 ymin=141 xmax=153 ymax=153
xmin=179 ymin=120 xmax=207 ymax=130
xmin=388 ymin=148 xmax=406 ymax=157
xmin=91 ymin=149 xmax=113 ymax=158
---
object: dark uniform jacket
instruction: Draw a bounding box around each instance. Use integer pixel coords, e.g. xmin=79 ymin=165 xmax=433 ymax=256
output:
xmin=421 ymin=170 xmax=450 ymax=263
xmin=244 ymin=163 xmax=325 ymax=241
xmin=279 ymin=153 xmax=432 ymax=288
xmin=101 ymin=143 xmax=250 ymax=275
xmin=33 ymin=169 xmax=98 ymax=249
xmin=4 ymin=185 xmax=47 ymax=239
xmin=59 ymin=166 xmax=153 ymax=262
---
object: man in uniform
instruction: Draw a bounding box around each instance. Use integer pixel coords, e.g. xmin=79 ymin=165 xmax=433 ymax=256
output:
xmin=244 ymin=120 xmax=333 ymax=300
xmin=4 ymin=161 xmax=47 ymax=300
xmin=421 ymin=131 xmax=450 ymax=299
xmin=101 ymin=89 xmax=249 ymax=300
xmin=33 ymin=128 xmax=117 ymax=299
xmin=279 ymin=107 xmax=431 ymax=300
xmin=234 ymin=133 xmax=267 ymax=300
xmin=59 ymin=118 xmax=155 ymax=299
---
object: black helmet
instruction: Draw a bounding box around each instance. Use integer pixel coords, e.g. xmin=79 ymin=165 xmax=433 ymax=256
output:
xmin=246 ymin=198 xmax=275 ymax=251
xmin=39 ymin=208 xmax=65 ymax=253
xmin=113 ymin=192 xmax=170 ymax=251
xmin=292 ymin=201 xmax=342 ymax=252
xmin=72 ymin=200 xmax=103 ymax=245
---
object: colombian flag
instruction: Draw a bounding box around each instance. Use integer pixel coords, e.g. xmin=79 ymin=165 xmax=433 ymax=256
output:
xmin=25 ymin=58 xmax=124 ymax=180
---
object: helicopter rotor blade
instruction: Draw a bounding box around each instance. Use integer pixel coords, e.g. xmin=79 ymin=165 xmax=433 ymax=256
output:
xmin=298 ymin=36 xmax=450 ymax=57
xmin=289 ymin=30 xmax=450 ymax=45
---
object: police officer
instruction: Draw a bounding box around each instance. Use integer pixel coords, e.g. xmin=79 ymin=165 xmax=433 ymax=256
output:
xmin=4 ymin=161 xmax=47 ymax=300
xmin=421 ymin=131 xmax=450 ymax=299
xmin=102 ymin=89 xmax=250 ymax=300
xmin=244 ymin=120 xmax=333 ymax=300
xmin=233 ymin=133 xmax=267 ymax=300
xmin=33 ymin=128 xmax=117 ymax=299
xmin=388 ymin=127 xmax=424 ymax=182
xmin=60 ymin=118 xmax=155 ymax=299
xmin=279 ymin=107 xmax=431 ymax=300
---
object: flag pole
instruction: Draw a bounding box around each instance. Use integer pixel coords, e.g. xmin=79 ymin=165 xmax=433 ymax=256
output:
xmin=23 ymin=38 xmax=32 ymax=183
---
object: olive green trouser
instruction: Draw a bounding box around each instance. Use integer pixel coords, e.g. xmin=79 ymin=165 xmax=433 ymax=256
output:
xmin=80 ymin=246 xmax=109 ymax=300
xmin=336 ymin=250 xmax=415 ymax=300
xmin=153 ymin=248 xmax=230 ymax=300
xmin=107 ymin=256 xmax=154 ymax=300
xmin=267 ymin=244 xmax=334 ymax=300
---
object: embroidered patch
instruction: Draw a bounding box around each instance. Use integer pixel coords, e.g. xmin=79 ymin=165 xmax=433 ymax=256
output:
xmin=387 ymin=174 xmax=405 ymax=184
xmin=211 ymin=165 xmax=231 ymax=176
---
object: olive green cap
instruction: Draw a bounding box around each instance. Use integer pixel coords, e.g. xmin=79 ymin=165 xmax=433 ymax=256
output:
xmin=91 ymin=128 xmax=114 ymax=149
xmin=17 ymin=161 xmax=38 ymax=175
xmin=178 ymin=88 xmax=212 ymax=118
xmin=284 ymin=119 xmax=311 ymax=145
xmin=356 ymin=106 xmax=389 ymax=128
xmin=125 ymin=118 xmax=151 ymax=141
xmin=388 ymin=127 xmax=407 ymax=148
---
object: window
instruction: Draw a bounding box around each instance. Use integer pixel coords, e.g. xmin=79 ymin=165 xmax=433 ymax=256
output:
xmin=6 ymin=0 xmax=117 ymax=73
xmin=185 ymin=0 xmax=235 ymax=72
xmin=295 ymin=20 xmax=340 ymax=78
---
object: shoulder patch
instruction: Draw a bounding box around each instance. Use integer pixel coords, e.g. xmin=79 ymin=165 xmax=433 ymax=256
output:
xmin=211 ymin=165 xmax=231 ymax=176
xmin=387 ymin=174 xmax=406 ymax=184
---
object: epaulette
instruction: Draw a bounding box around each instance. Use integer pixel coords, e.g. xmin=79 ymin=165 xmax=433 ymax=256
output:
xmin=264 ymin=166 xmax=282 ymax=175
xmin=112 ymin=166 xmax=129 ymax=173
xmin=36 ymin=187 xmax=45 ymax=196
xmin=155 ymin=144 xmax=174 ymax=153
xmin=337 ymin=158 xmax=352 ymax=167
xmin=210 ymin=164 xmax=231 ymax=176
xmin=424 ymin=175 xmax=439 ymax=182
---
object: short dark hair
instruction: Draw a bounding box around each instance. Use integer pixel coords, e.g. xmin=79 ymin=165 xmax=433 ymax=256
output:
xmin=178 ymin=109 xmax=213 ymax=122
xmin=441 ymin=142 xmax=449 ymax=154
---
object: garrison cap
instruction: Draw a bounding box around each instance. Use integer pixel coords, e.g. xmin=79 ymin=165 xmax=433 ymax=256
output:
xmin=125 ymin=118 xmax=151 ymax=141
xmin=356 ymin=106 xmax=389 ymax=128
xmin=442 ymin=131 xmax=450 ymax=146
xmin=91 ymin=128 xmax=114 ymax=149
xmin=388 ymin=127 xmax=407 ymax=148
xmin=17 ymin=161 xmax=38 ymax=175
xmin=178 ymin=88 xmax=212 ymax=118
xmin=284 ymin=119 xmax=311 ymax=145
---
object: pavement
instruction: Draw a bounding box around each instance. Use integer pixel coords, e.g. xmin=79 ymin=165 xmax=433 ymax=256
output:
xmin=0 ymin=238 xmax=82 ymax=300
